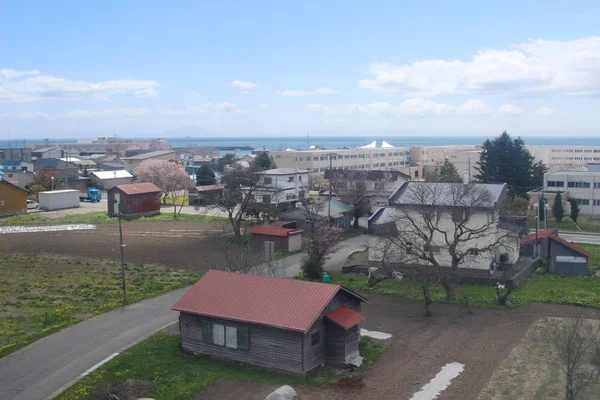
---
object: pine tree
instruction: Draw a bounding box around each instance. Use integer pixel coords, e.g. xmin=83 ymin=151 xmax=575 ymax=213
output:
xmin=553 ymin=192 xmax=564 ymax=223
xmin=195 ymin=165 xmax=217 ymax=186
xmin=475 ymin=131 xmax=547 ymax=196
xmin=568 ymin=197 xmax=580 ymax=223
xmin=253 ymin=152 xmax=274 ymax=170
xmin=438 ymin=159 xmax=462 ymax=183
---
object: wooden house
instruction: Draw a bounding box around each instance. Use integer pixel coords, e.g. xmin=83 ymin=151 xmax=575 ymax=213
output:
xmin=0 ymin=179 xmax=27 ymax=217
xmin=107 ymin=182 xmax=161 ymax=218
xmin=249 ymin=225 xmax=303 ymax=252
xmin=172 ymin=270 xmax=368 ymax=375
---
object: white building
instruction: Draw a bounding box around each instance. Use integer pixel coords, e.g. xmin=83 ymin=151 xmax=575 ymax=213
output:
xmin=527 ymin=146 xmax=600 ymax=171
xmin=269 ymin=143 xmax=410 ymax=179
xmin=254 ymin=168 xmax=309 ymax=205
xmin=409 ymin=145 xmax=481 ymax=181
xmin=91 ymin=170 xmax=134 ymax=190
xmin=368 ymin=182 xmax=521 ymax=271
xmin=543 ymin=170 xmax=600 ymax=215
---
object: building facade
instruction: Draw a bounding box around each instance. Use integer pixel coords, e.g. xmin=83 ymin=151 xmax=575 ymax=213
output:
xmin=108 ymin=182 xmax=161 ymax=218
xmin=410 ymin=145 xmax=481 ymax=181
xmin=0 ymin=179 xmax=28 ymax=216
xmin=269 ymin=147 xmax=410 ymax=179
xmin=254 ymin=168 xmax=309 ymax=205
xmin=543 ymin=170 xmax=600 ymax=215
xmin=527 ymin=146 xmax=600 ymax=171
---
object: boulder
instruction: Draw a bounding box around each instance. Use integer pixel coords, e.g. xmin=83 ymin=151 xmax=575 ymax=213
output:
xmin=368 ymin=267 xmax=386 ymax=287
xmin=265 ymin=385 xmax=297 ymax=400
xmin=391 ymin=271 xmax=403 ymax=280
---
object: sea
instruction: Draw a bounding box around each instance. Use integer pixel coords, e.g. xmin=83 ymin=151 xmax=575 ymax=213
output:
xmin=2 ymin=136 xmax=600 ymax=157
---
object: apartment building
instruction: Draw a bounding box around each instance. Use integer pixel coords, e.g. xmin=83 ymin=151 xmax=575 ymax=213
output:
xmin=254 ymin=168 xmax=309 ymax=205
xmin=410 ymin=145 xmax=481 ymax=181
xmin=543 ymin=170 xmax=600 ymax=215
xmin=269 ymin=145 xmax=410 ymax=179
xmin=527 ymin=146 xmax=600 ymax=171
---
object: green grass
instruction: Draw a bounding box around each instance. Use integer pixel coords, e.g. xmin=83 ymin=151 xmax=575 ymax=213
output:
xmin=0 ymin=253 xmax=199 ymax=358
xmin=340 ymin=227 xmax=364 ymax=241
xmin=0 ymin=211 xmax=227 ymax=226
xmin=527 ymin=215 xmax=600 ymax=233
xmin=274 ymin=249 xmax=297 ymax=260
xmin=56 ymin=333 xmax=384 ymax=400
xmin=333 ymin=243 xmax=600 ymax=309
xmin=359 ymin=336 xmax=388 ymax=362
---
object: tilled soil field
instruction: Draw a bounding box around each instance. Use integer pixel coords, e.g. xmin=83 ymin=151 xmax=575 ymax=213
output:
xmin=0 ymin=221 xmax=226 ymax=272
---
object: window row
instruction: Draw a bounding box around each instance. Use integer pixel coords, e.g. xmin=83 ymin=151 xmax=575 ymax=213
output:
xmin=202 ymin=321 xmax=249 ymax=350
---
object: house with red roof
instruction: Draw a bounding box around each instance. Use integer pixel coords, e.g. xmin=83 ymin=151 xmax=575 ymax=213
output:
xmin=249 ymin=225 xmax=303 ymax=252
xmin=107 ymin=182 xmax=161 ymax=218
xmin=172 ymin=270 xmax=368 ymax=375
xmin=521 ymin=228 xmax=590 ymax=275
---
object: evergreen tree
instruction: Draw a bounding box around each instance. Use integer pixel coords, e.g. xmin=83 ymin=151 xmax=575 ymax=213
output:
xmin=195 ymin=165 xmax=217 ymax=186
xmin=438 ymin=159 xmax=462 ymax=183
xmin=553 ymin=192 xmax=565 ymax=223
xmin=216 ymin=153 xmax=235 ymax=172
xmin=253 ymin=151 xmax=274 ymax=170
xmin=568 ymin=197 xmax=580 ymax=223
xmin=475 ymin=131 xmax=547 ymax=196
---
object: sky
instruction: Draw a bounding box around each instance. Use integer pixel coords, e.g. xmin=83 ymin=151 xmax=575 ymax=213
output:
xmin=1 ymin=0 xmax=600 ymax=138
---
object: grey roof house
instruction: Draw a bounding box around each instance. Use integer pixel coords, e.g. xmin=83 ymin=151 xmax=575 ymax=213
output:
xmin=279 ymin=199 xmax=355 ymax=229
xmin=172 ymin=270 xmax=368 ymax=375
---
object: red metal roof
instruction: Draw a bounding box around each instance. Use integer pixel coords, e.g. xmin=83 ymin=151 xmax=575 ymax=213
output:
xmin=116 ymin=182 xmax=161 ymax=195
xmin=249 ymin=225 xmax=302 ymax=237
xmin=195 ymin=184 xmax=224 ymax=192
xmin=549 ymin=234 xmax=590 ymax=258
xmin=172 ymin=270 xmax=345 ymax=332
xmin=520 ymin=228 xmax=559 ymax=245
xmin=325 ymin=305 xmax=366 ymax=330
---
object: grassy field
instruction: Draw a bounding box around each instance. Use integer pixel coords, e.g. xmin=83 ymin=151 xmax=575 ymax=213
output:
xmin=0 ymin=253 xmax=199 ymax=357
xmin=340 ymin=227 xmax=365 ymax=241
xmin=56 ymin=333 xmax=386 ymax=400
xmin=527 ymin=215 xmax=600 ymax=233
xmin=0 ymin=211 xmax=227 ymax=226
xmin=334 ymin=243 xmax=600 ymax=309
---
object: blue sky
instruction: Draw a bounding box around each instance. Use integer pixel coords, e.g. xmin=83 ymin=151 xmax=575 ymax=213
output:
xmin=1 ymin=0 xmax=600 ymax=138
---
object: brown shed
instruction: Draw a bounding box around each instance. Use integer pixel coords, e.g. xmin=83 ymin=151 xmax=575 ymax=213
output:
xmin=0 ymin=179 xmax=27 ymax=217
xmin=108 ymin=182 xmax=161 ymax=218
xmin=249 ymin=225 xmax=303 ymax=252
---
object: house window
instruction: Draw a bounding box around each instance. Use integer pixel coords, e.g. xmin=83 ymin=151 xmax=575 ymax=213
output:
xmin=202 ymin=321 xmax=249 ymax=350
xmin=288 ymin=176 xmax=295 ymax=182
xmin=583 ymin=182 xmax=591 ymax=188
xmin=547 ymin=181 xmax=564 ymax=187
xmin=311 ymin=330 xmax=320 ymax=346
xmin=579 ymin=199 xmax=590 ymax=205
xmin=468 ymin=248 xmax=479 ymax=256
xmin=429 ymin=245 xmax=441 ymax=253
xmin=298 ymin=175 xmax=302 ymax=182
xmin=406 ymin=242 xmax=413 ymax=254
xmin=264 ymin=177 xmax=272 ymax=185
xmin=593 ymin=200 xmax=600 ymax=206
xmin=451 ymin=209 xmax=465 ymax=223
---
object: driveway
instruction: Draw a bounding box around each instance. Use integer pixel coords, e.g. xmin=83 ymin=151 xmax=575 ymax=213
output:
xmin=0 ymin=287 xmax=188 ymax=400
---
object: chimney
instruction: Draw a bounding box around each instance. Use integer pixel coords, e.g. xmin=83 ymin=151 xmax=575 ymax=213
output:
xmin=463 ymin=171 xmax=469 ymax=184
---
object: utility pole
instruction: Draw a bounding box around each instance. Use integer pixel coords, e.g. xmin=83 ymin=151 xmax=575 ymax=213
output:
xmin=117 ymin=202 xmax=127 ymax=306
xmin=327 ymin=152 xmax=339 ymax=219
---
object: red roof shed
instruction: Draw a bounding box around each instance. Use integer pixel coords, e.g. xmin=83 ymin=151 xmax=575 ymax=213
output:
xmin=107 ymin=182 xmax=161 ymax=218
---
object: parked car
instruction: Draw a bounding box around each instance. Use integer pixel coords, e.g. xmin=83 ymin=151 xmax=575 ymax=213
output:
xmin=27 ymin=200 xmax=39 ymax=209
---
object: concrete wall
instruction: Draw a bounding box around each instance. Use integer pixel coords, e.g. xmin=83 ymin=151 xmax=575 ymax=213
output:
xmin=369 ymin=207 xmax=520 ymax=270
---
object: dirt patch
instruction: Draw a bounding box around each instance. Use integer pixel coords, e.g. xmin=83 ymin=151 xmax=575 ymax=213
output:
xmin=478 ymin=317 xmax=600 ymax=400
xmin=88 ymin=379 xmax=154 ymax=400
xmin=0 ymin=221 xmax=229 ymax=273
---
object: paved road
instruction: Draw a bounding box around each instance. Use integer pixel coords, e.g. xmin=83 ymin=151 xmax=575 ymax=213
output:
xmin=559 ymin=232 xmax=600 ymax=244
xmin=0 ymin=287 xmax=188 ymax=400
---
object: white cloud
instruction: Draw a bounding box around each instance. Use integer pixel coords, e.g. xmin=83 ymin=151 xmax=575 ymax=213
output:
xmin=359 ymin=36 xmax=600 ymax=97
xmin=498 ymin=104 xmax=524 ymax=117
xmin=280 ymin=87 xmax=335 ymax=96
xmin=231 ymin=80 xmax=257 ymax=90
xmin=0 ymin=69 xmax=159 ymax=102
xmin=259 ymin=104 xmax=270 ymax=108
xmin=0 ymin=68 xmax=40 ymax=79
xmin=161 ymin=102 xmax=239 ymax=116
xmin=536 ymin=107 xmax=557 ymax=117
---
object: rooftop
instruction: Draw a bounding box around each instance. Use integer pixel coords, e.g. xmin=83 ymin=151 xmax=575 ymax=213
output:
xmin=324 ymin=169 xmax=409 ymax=181
xmin=0 ymin=179 xmax=28 ymax=193
xmin=194 ymin=184 xmax=224 ymax=192
xmin=122 ymin=150 xmax=175 ymax=160
xmin=249 ymin=225 xmax=302 ymax=237
xmin=91 ymin=170 xmax=133 ymax=180
xmin=389 ymin=181 xmax=506 ymax=209
xmin=172 ymin=270 xmax=366 ymax=332
xmin=114 ymin=182 xmax=161 ymax=195
xmin=256 ymin=168 xmax=310 ymax=175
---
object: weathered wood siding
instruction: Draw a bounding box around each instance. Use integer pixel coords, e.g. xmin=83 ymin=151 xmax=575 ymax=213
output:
xmin=325 ymin=321 xmax=347 ymax=365
xmin=344 ymin=325 xmax=360 ymax=363
xmin=302 ymin=290 xmax=362 ymax=372
xmin=179 ymin=313 xmax=304 ymax=375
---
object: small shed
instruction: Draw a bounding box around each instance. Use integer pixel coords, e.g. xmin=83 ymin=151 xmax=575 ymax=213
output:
xmin=547 ymin=235 xmax=589 ymax=275
xmin=172 ymin=270 xmax=368 ymax=375
xmin=520 ymin=228 xmax=558 ymax=258
xmin=279 ymin=200 xmax=355 ymax=230
xmin=0 ymin=179 xmax=27 ymax=217
xmin=189 ymin=184 xmax=224 ymax=206
xmin=108 ymin=182 xmax=161 ymax=218
xmin=249 ymin=225 xmax=303 ymax=252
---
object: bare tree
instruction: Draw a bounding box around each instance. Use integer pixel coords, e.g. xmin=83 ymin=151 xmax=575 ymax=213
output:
xmin=373 ymin=182 xmax=515 ymax=300
xmin=332 ymin=180 xmax=369 ymax=228
xmin=300 ymin=200 xmax=342 ymax=279
xmin=542 ymin=316 xmax=600 ymax=400
xmin=210 ymin=167 xmax=277 ymax=238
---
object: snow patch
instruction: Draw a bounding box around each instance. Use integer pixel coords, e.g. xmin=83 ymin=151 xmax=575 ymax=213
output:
xmin=410 ymin=362 xmax=465 ymax=400
xmin=360 ymin=328 xmax=392 ymax=340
